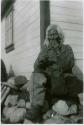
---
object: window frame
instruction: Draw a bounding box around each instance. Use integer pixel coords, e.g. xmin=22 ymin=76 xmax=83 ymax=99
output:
xmin=5 ymin=5 xmax=14 ymax=53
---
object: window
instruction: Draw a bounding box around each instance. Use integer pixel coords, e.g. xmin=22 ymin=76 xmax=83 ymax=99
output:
xmin=5 ymin=6 xmax=14 ymax=53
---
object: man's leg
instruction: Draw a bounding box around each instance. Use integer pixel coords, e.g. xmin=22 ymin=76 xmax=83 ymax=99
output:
xmin=26 ymin=72 xmax=47 ymax=123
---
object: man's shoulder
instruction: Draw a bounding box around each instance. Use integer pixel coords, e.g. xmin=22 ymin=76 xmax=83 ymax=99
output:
xmin=63 ymin=44 xmax=72 ymax=50
xmin=41 ymin=45 xmax=48 ymax=51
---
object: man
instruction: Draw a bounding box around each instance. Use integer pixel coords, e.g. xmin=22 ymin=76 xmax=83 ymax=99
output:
xmin=26 ymin=25 xmax=82 ymax=123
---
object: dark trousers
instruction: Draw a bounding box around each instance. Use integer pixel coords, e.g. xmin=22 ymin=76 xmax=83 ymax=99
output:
xmin=29 ymin=72 xmax=83 ymax=109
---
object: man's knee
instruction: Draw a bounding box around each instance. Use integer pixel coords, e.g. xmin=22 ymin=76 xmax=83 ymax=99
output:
xmin=32 ymin=72 xmax=47 ymax=86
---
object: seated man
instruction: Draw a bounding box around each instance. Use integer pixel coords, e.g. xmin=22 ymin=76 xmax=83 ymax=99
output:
xmin=26 ymin=24 xmax=83 ymax=123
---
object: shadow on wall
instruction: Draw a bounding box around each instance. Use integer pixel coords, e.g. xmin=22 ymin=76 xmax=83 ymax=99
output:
xmin=73 ymin=65 xmax=83 ymax=80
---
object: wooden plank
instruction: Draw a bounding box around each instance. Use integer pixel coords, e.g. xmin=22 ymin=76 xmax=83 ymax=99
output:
xmin=51 ymin=20 xmax=83 ymax=32
xmin=1 ymin=84 xmax=4 ymax=89
xmin=14 ymin=0 xmax=32 ymax=13
xmin=1 ymin=87 xmax=10 ymax=105
xmin=73 ymin=59 xmax=83 ymax=75
xmin=14 ymin=9 xmax=39 ymax=30
xmin=70 ymin=45 xmax=83 ymax=52
xmin=64 ymin=39 xmax=83 ymax=45
xmin=64 ymin=30 xmax=83 ymax=38
xmin=13 ymin=42 xmax=40 ymax=60
xmin=14 ymin=48 xmax=40 ymax=62
xmin=14 ymin=22 xmax=40 ymax=42
xmin=14 ymin=32 xmax=40 ymax=48
xmin=50 ymin=1 xmax=82 ymax=10
xmin=74 ymin=52 xmax=83 ymax=60
xmin=14 ymin=41 xmax=40 ymax=59
xmin=15 ymin=32 xmax=40 ymax=47
xmin=50 ymin=6 xmax=82 ymax=17
xmin=51 ymin=14 xmax=82 ymax=25
xmin=14 ymin=5 xmax=39 ymax=22
xmin=1 ymin=86 xmax=7 ymax=97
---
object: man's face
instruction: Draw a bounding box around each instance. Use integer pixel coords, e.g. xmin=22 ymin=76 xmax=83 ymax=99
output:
xmin=48 ymin=29 xmax=58 ymax=40
xmin=48 ymin=29 xmax=59 ymax=48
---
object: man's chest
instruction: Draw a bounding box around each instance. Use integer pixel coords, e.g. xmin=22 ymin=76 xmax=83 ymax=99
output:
xmin=47 ymin=49 xmax=67 ymax=64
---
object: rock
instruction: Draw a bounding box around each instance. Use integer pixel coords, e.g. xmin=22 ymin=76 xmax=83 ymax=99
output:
xmin=20 ymin=82 xmax=29 ymax=91
xmin=23 ymin=119 xmax=33 ymax=124
xmin=3 ymin=106 xmax=17 ymax=120
xmin=4 ymin=95 xmax=18 ymax=106
xmin=43 ymin=117 xmax=60 ymax=124
xmin=44 ymin=114 xmax=73 ymax=124
xmin=44 ymin=117 xmax=65 ymax=124
xmin=3 ymin=107 xmax=9 ymax=120
xmin=52 ymin=100 xmax=77 ymax=115
xmin=3 ymin=106 xmax=26 ymax=123
xmin=69 ymin=104 xmax=77 ymax=114
xmin=7 ymin=77 xmax=15 ymax=86
xmin=70 ymin=116 xmax=79 ymax=123
xmin=26 ymin=102 xmax=31 ymax=109
xmin=43 ymin=109 xmax=56 ymax=120
xmin=52 ymin=100 xmax=69 ymax=115
xmin=70 ymin=114 xmax=83 ymax=123
xmin=14 ymin=75 xmax=28 ymax=88
xmin=9 ymin=108 xmax=26 ymax=123
xmin=17 ymin=99 xmax=26 ymax=108
xmin=78 ymin=93 xmax=83 ymax=105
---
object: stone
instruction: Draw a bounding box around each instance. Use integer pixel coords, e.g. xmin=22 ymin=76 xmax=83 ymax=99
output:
xmin=43 ymin=109 xmax=56 ymax=120
xmin=52 ymin=100 xmax=77 ymax=115
xmin=3 ymin=106 xmax=17 ymax=120
xmin=44 ymin=114 xmax=73 ymax=124
xmin=52 ymin=100 xmax=69 ymax=115
xmin=17 ymin=99 xmax=26 ymax=108
xmin=23 ymin=119 xmax=33 ymax=124
xmin=14 ymin=75 xmax=28 ymax=88
xmin=70 ymin=115 xmax=83 ymax=123
xmin=78 ymin=93 xmax=83 ymax=105
xmin=7 ymin=77 xmax=15 ymax=86
xmin=26 ymin=102 xmax=31 ymax=109
xmin=69 ymin=104 xmax=77 ymax=114
xmin=3 ymin=107 xmax=9 ymax=120
xmin=9 ymin=108 xmax=26 ymax=123
xmin=4 ymin=95 xmax=18 ymax=106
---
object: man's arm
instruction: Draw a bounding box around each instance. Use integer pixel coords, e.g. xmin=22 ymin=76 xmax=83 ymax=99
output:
xmin=63 ymin=45 xmax=75 ymax=73
xmin=34 ymin=45 xmax=48 ymax=73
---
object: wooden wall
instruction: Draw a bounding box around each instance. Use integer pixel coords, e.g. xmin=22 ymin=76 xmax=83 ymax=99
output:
xmin=1 ymin=0 xmax=40 ymax=79
xmin=50 ymin=0 xmax=83 ymax=79
xmin=1 ymin=0 xmax=83 ymax=80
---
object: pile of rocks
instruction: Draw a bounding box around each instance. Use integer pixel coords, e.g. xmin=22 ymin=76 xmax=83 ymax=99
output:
xmin=42 ymin=100 xmax=83 ymax=124
xmin=1 ymin=76 xmax=83 ymax=124
xmin=42 ymin=91 xmax=83 ymax=124
xmin=1 ymin=75 xmax=31 ymax=124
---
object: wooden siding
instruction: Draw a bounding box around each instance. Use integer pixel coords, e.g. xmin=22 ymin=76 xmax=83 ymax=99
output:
xmin=50 ymin=0 xmax=83 ymax=79
xmin=1 ymin=0 xmax=40 ymax=79
xmin=1 ymin=0 xmax=83 ymax=80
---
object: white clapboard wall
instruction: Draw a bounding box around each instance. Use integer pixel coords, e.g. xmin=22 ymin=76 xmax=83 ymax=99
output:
xmin=1 ymin=0 xmax=40 ymax=79
xmin=50 ymin=0 xmax=83 ymax=79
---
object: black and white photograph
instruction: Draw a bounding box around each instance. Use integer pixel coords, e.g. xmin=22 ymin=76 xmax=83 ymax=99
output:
xmin=1 ymin=0 xmax=83 ymax=124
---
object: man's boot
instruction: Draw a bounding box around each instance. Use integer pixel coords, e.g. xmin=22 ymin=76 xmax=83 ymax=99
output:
xmin=26 ymin=105 xmax=43 ymax=123
xmin=26 ymin=73 xmax=47 ymax=123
